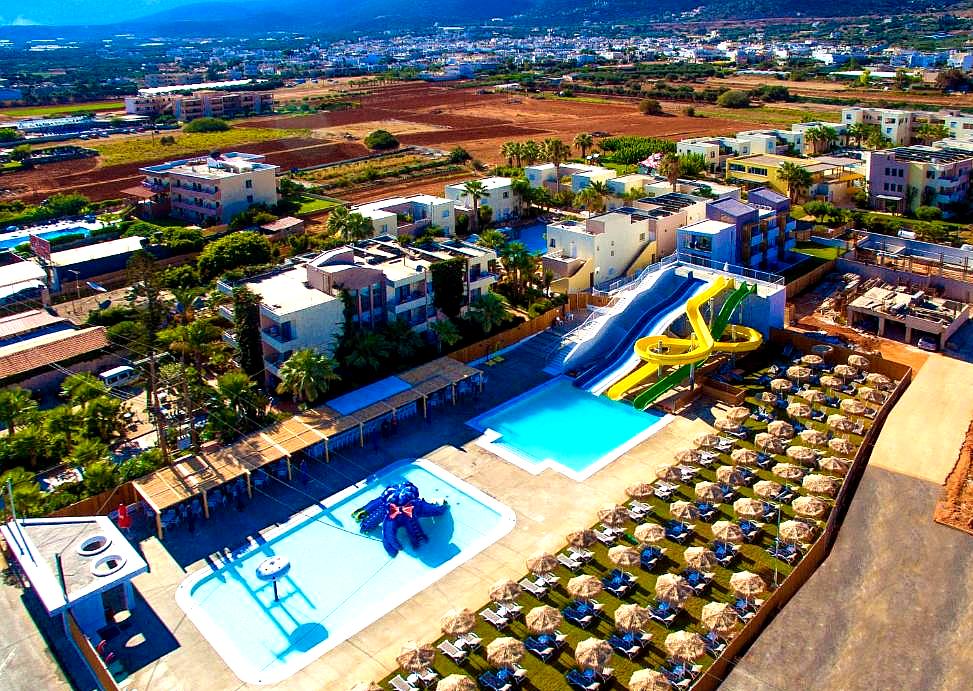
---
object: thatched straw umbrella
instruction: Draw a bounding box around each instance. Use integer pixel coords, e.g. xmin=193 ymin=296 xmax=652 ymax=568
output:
xmin=848 ymin=354 xmax=870 ymax=370
xmin=489 ymin=579 xmax=522 ymax=604
xmin=786 ymin=445 xmax=817 ymax=465
xmin=799 ymin=389 xmax=827 ymax=408
xmin=827 ymin=414 xmax=855 ymax=436
xmin=803 ymin=473 xmax=841 ymax=497
xmin=818 ymin=456 xmax=850 ymax=476
xmin=733 ymin=497 xmax=764 ymax=520
xmin=628 ymin=668 xmax=671 ymax=691
xmin=567 ymin=575 xmax=603 ymax=600
xmin=712 ymin=520 xmax=744 ymax=543
xmin=773 ymin=462 xmax=806 ymax=481
xmin=729 ymin=570 xmax=767 ymax=598
xmin=440 ymin=609 xmax=477 ymax=635
xmin=673 ymin=449 xmax=702 ymax=465
xmin=786 ymin=402 xmax=811 ymax=419
xmin=526 ymin=553 xmax=559 ymax=576
xmin=865 ymin=372 xmax=893 ymax=389
xmin=828 ymin=437 xmax=857 ymax=457
xmin=598 ymin=505 xmax=631 ymax=529
xmin=694 ymin=433 xmax=720 ymax=449
xmin=634 ymin=522 xmax=666 ymax=545
xmin=731 ymin=448 xmax=759 ymax=466
xmin=567 ymin=529 xmax=598 ymax=549
xmin=755 ymin=432 xmax=785 ymax=454
xmin=684 ymin=546 xmax=718 ymax=571
xmin=525 ymin=605 xmax=562 ymax=634
xmin=787 ymin=365 xmax=811 ymax=383
xmin=695 ymin=481 xmax=724 ymax=503
xmin=656 ymin=463 xmax=683 ymax=482
xmin=670 ymin=500 xmax=699 ymax=521
xmin=833 ymin=364 xmax=857 ymax=381
xmin=614 ymin=604 xmax=653 ymax=633
xmin=792 ymin=495 xmax=829 ymax=519
xmin=436 ymin=676 xmax=477 ymax=691
xmin=768 ymin=420 xmax=795 ymax=440
xmin=840 ymin=398 xmax=866 ymax=417
xmin=397 ymin=642 xmax=436 ymax=673
xmin=753 ymin=479 xmax=782 ymax=499
xmin=820 ymin=375 xmax=843 ymax=391
xmin=717 ymin=465 xmax=746 ymax=486
xmin=655 ymin=573 xmax=693 ymax=606
xmin=858 ymin=386 xmax=886 ymax=405
xmin=770 ymin=378 xmax=793 ymax=394
xmin=575 ymin=638 xmax=613 ymax=671
xmin=800 ymin=429 xmax=828 ymax=447
xmin=626 ymin=482 xmax=655 ymax=499
xmin=779 ymin=519 xmax=815 ymax=544
xmin=608 ymin=545 xmax=641 ymax=567
xmin=726 ymin=406 xmax=752 ymax=423
xmin=701 ymin=601 xmax=739 ymax=635
xmin=715 ymin=417 xmax=741 ymax=433
xmin=664 ymin=631 xmax=706 ymax=662
xmin=801 ymin=354 xmax=824 ymax=367
xmin=758 ymin=391 xmax=778 ymax=404
xmin=487 ymin=637 xmax=525 ymax=668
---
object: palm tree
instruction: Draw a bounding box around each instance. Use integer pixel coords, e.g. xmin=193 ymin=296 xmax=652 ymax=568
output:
xmin=573 ymin=132 xmax=593 ymax=160
xmin=511 ymin=177 xmax=533 ymax=215
xmin=462 ymin=180 xmax=488 ymax=234
xmin=83 ymin=396 xmax=124 ymax=443
xmin=343 ymin=212 xmax=373 ymax=242
xmin=915 ymin=123 xmax=951 ymax=145
xmin=275 ymin=348 xmax=340 ymax=404
xmin=214 ymin=370 xmax=267 ymax=424
xmin=0 ymin=387 xmax=36 ymax=435
xmin=777 ymin=161 xmax=814 ymax=203
xmin=542 ymin=138 xmax=572 ymax=194
xmin=83 ymin=460 xmax=118 ymax=494
xmin=574 ymin=186 xmax=606 ymax=213
xmin=865 ymin=129 xmax=892 ymax=150
xmin=344 ymin=331 xmax=390 ymax=371
xmin=467 ymin=293 xmax=509 ymax=333
xmin=171 ymin=286 xmax=203 ymax=324
xmin=69 ymin=438 xmax=110 ymax=468
xmin=477 ymin=228 xmax=508 ymax=252
xmin=500 ymin=141 xmax=522 ymax=167
xmin=500 ymin=241 xmax=535 ymax=299
xmin=60 ymin=372 xmax=107 ymax=406
xmin=170 ymin=319 xmax=220 ymax=372
xmin=658 ymin=153 xmax=681 ymax=192
xmin=326 ymin=204 xmax=350 ymax=237
xmin=45 ymin=405 xmax=79 ymax=449
xmin=383 ymin=318 xmax=423 ymax=360
xmin=520 ymin=140 xmax=541 ymax=165
xmin=430 ymin=318 xmax=461 ymax=354
xmin=846 ymin=122 xmax=869 ymax=148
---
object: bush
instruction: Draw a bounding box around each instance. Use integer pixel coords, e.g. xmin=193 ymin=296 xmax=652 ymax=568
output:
xmin=159 ymin=226 xmax=204 ymax=253
xmin=229 ymin=205 xmax=278 ymax=230
xmin=183 ymin=117 xmax=230 ymax=133
xmin=161 ymin=264 xmax=202 ymax=289
xmin=118 ymin=449 xmax=164 ymax=481
xmin=87 ymin=305 xmax=140 ymax=327
xmin=598 ymin=135 xmax=675 ymax=165
xmin=915 ymin=205 xmax=943 ymax=221
xmin=159 ymin=135 xmax=177 ymax=145
xmin=0 ymin=128 xmax=20 ymax=142
xmin=684 ymin=106 xmax=696 ymax=117
xmin=197 ymin=231 xmax=272 ymax=279
xmin=717 ymin=90 xmax=750 ymax=108
xmin=638 ymin=98 xmax=663 ymax=115
xmin=527 ymin=298 xmax=554 ymax=318
xmin=448 ymin=146 xmax=471 ymax=164
xmin=363 ymin=129 xmax=399 ymax=150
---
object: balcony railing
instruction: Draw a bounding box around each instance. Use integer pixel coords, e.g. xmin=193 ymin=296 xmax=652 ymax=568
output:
xmin=173 ymin=184 xmax=220 ymax=199
xmin=142 ymin=180 xmax=167 ymax=193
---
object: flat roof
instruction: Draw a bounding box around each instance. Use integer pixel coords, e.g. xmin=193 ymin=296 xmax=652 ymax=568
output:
xmin=327 ymin=375 xmax=411 ymax=415
xmin=246 ymin=266 xmax=335 ymax=315
xmin=889 ymin=146 xmax=973 ymax=164
xmin=137 ymin=78 xmax=254 ymax=95
xmin=0 ymin=516 xmax=148 ymax=615
xmin=50 ymin=236 xmax=145 ymax=267
xmin=0 ymin=259 xmax=46 ymax=287
xmin=0 ymin=309 xmax=67 ymax=342
xmin=446 ymin=176 xmax=511 ymax=191
xmin=681 ymin=219 xmax=734 ymax=235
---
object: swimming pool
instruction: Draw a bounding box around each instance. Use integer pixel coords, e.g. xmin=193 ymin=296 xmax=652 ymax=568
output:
xmin=468 ymin=377 xmax=671 ymax=481
xmin=503 ymin=222 xmax=548 ymax=255
xmin=0 ymin=221 xmax=99 ymax=250
xmin=176 ymin=460 xmax=515 ymax=685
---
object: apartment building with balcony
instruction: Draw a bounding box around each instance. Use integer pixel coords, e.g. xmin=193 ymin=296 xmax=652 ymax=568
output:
xmin=868 ymin=146 xmax=973 ymax=215
xmin=444 ymin=176 xmax=518 ymax=222
xmin=124 ymin=89 xmax=274 ymax=121
xmin=138 ymin=152 xmax=278 ymax=224
xmin=353 ymin=195 xmax=456 ymax=237
xmin=725 ymin=153 xmax=865 ymax=204
xmin=524 ymin=162 xmax=617 ymax=193
xmin=218 ymin=237 xmax=497 ymax=385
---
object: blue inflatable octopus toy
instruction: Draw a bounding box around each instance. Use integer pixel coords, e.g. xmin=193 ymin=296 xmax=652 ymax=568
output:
xmin=353 ymin=481 xmax=448 ymax=557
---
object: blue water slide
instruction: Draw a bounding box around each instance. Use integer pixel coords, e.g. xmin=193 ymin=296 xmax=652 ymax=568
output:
xmin=573 ymin=276 xmax=704 ymax=390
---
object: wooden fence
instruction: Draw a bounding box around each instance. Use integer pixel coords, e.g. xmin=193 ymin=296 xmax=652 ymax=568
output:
xmin=49 ymin=483 xmax=139 ymax=519
xmin=784 ymin=258 xmax=836 ymax=299
xmin=449 ymin=307 xmax=564 ymax=363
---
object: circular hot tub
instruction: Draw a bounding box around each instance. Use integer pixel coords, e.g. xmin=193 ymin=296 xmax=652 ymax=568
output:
xmin=256 ymin=556 xmax=291 ymax=581
xmin=91 ymin=554 xmax=127 ymax=577
xmin=811 ymin=344 xmax=834 ymax=356
xmin=78 ymin=535 xmax=112 ymax=557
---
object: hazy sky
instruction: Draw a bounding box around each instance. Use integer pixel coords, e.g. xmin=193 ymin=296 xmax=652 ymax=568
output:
xmin=2 ymin=0 xmax=241 ymax=25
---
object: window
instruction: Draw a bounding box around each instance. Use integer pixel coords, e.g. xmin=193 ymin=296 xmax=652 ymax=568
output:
xmin=550 ymin=238 xmax=556 ymax=248
xmin=502 ymin=191 xmax=509 ymax=199
xmin=897 ymin=184 xmax=903 ymax=192
xmin=246 ymin=194 xmax=253 ymax=203
xmin=442 ymin=209 xmax=449 ymax=218
xmin=639 ymin=233 xmax=646 ymax=241
xmin=245 ymin=179 xmax=252 ymax=189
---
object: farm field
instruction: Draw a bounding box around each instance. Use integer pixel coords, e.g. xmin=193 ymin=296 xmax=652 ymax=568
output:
xmin=0 ymin=100 xmax=125 ymax=120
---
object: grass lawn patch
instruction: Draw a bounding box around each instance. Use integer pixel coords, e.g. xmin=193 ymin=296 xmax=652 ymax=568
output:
xmin=0 ymin=100 xmax=124 ymax=118
xmin=794 ymin=241 xmax=842 ymax=261
xmin=92 ymin=126 xmax=309 ymax=167
xmin=696 ymin=105 xmax=835 ymax=126
xmin=293 ymin=195 xmax=339 ymax=215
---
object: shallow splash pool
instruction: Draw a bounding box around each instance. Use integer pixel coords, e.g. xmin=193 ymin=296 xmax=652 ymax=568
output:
xmin=467 ymin=377 xmax=671 ymax=481
xmin=176 ymin=460 xmax=515 ymax=685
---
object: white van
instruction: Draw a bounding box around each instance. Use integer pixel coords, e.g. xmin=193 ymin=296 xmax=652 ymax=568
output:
xmin=98 ymin=366 xmax=138 ymax=389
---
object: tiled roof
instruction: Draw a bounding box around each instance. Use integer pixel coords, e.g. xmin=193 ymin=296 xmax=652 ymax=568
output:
xmin=0 ymin=327 xmax=109 ymax=380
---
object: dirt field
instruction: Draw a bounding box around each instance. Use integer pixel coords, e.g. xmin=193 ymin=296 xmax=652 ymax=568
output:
xmin=936 ymin=417 xmax=973 ymax=535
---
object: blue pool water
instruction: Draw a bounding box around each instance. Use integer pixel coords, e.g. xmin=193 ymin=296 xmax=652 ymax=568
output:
xmin=177 ymin=460 xmax=514 ymax=685
xmin=503 ymin=222 xmax=548 ymax=255
xmin=0 ymin=225 xmax=92 ymax=250
xmin=468 ymin=377 xmax=669 ymax=480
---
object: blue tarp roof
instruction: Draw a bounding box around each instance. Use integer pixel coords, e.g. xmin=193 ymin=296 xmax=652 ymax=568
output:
xmin=327 ymin=376 xmax=411 ymax=415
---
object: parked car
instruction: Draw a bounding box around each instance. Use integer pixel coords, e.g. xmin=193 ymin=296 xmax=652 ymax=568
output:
xmin=917 ymin=337 xmax=938 ymax=352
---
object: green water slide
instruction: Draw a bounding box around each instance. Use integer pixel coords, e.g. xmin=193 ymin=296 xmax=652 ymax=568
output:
xmin=631 ymin=282 xmax=756 ymax=410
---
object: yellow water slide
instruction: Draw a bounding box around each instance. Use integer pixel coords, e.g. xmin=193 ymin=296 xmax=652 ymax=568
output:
xmin=606 ymin=276 xmax=763 ymax=400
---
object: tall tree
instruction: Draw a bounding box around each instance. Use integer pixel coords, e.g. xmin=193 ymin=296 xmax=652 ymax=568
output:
xmin=232 ymin=286 xmax=264 ymax=382
xmin=915 ymin=123 xmax=951 ymax=145
xmin=777 ymin=161 xmax=814 ymax=204
xmin=520 ymin=140 xmax=541 ymax=165
xmin=430 ymin=318 xmax=461 ymax=354
xmin=430 ymin=258 xmax=467 ymax=318
xmin=466 ymin=293 xmax=509 ymax=334
xmin=326 ymin=204 xmax=350 ymax=237
xmin=658 ymin=153 xmax=682 ymax=192
xmin=573 ymin=132 xmax=593 ymax=160
xmin=543 ymin=138 xmax=572 ymax=194
xmin=0 ymin=387 xmax=36 ymax=436
xmin=500 ymin=141 xmax=522 ymax=167
xmin=461 ymin=180 xmax=488 ymax=234
xmin=276 ymin=348 xmax=340 ymax=404
xmin=342 ymin=212 xmax=373 ymax=242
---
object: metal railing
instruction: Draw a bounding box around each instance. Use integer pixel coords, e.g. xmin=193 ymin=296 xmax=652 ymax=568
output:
xmin=675 ymin=252 xmax=786 ymax=285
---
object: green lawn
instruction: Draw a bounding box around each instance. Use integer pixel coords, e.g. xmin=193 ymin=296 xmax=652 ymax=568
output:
xmin=794 ymin=241 xmax=842 ymax=261
xmin=92 ymin=126 xmax=309 ymax=167
xmin=380 ymin=354 xmax=862 ymax=689
xmin=695 ymin=105 xmax=837 ymax=127
xmin=0 ymin=100 xmax=124 ymax=118
xmin=293 ymin=195 xmax=340 ymax=216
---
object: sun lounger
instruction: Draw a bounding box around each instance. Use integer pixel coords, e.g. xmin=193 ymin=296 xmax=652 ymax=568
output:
xmin=696 ymin=502 xmax=717 ymax=522
xmin=525 ymin=636 xmax=557 ymax=662
xmin=640 ymin=546 xmax=662 ymax=571
xmin=458 ymin=631 xmax=482 ymax=649
xmin=593 ymin=529 xmax=616 ymax=545
xmin=703 ymin=631 xmax=726 ymax=656
xmin=566 ymin=668 xmax=601 ymax=691
xmin=713 ymin=541 xmax=737 ymax=566
xmin=650 ymin=602 xmax=678 ymax=627
xmin=478 ymin=670 xmax=512 ymax=691
xmin=557 ymin=553 xmax=583 ymax=571
xmin=438 ymin=640 xmax=468 ymax=664
xmin=480 ymin=608 xmax=510 ymax=630
xmin=563 ymin=606 xmax=595 ymax=629
xmin=654 ymin=482 xmax=678 ymax=500
xmin=520 ymin=578 xmax=548 ymax=598
xmin=497 ymin=602 xmax=522 ymax=619
xmin=389 ymin=675 xmax=418 ymax=691
xmin=569 ymin=547 xmax=594 ymax=562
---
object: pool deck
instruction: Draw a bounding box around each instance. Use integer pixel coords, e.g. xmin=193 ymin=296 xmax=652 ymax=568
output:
xmin=121 ymin=334 xmax=716 ymax=690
